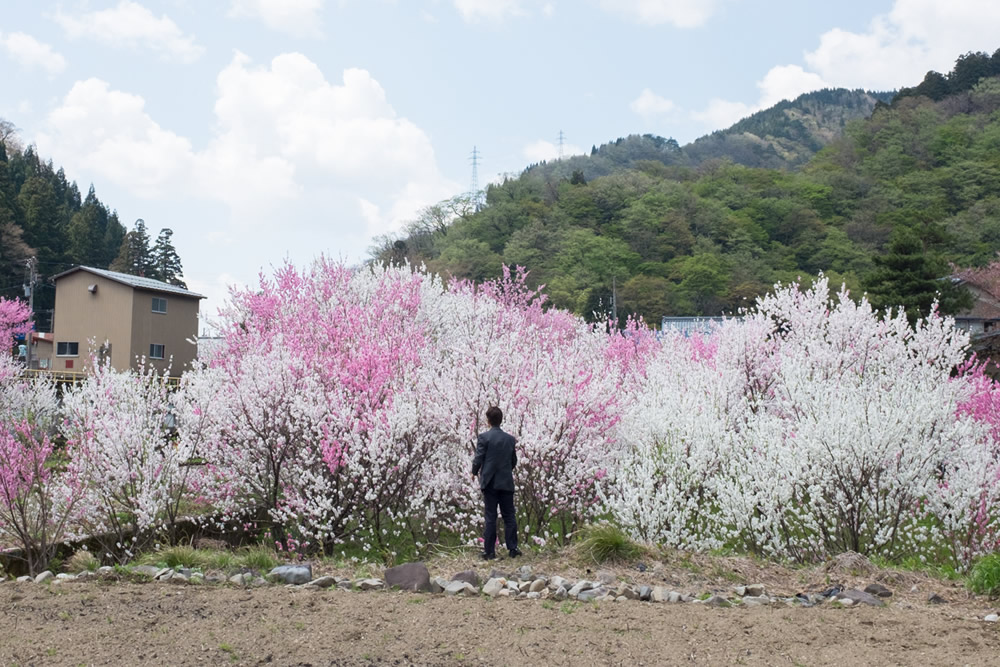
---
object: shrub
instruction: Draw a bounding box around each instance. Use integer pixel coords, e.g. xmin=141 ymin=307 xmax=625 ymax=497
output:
xmin=576 ymin=523 xmax=643 ymax=564
xmin=967 ymin=554 xmax=1000 ymax=595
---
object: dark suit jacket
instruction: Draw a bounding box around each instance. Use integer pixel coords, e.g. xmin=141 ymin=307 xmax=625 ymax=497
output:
xmin=471 ymin=426 xmax=517 ymax=492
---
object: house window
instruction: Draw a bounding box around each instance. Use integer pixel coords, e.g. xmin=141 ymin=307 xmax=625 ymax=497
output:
xmin=150 ymin=344 xmax=165 ymax=359
xmin=57 ymin=341 xmax=79 ymax=356
xmin=152 ymin=297 xmax=167 ymax=313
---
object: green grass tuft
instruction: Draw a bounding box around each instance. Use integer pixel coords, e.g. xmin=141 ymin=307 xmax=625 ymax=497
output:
xmin=238 ymin=545 xmax=278 ymax=572
xmin=967 ymin=554 xmax=1000 ymax=596
xmin=576 ymin=523 xmax=643 ymax=565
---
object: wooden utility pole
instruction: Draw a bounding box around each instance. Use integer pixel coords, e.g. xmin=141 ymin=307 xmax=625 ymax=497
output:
xmin=24 ymin=257 xmax=37 ymax=370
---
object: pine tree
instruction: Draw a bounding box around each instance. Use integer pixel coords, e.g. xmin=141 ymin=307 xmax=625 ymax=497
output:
xmin=151 ymin=228 xmax=186 ymax=288
xmin=110 ymin=218 xmax=152 ymax=276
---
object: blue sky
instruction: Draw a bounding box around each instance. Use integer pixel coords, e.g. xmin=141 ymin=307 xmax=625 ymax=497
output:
xmin=2 ymin=0 xmax=998 ymax=325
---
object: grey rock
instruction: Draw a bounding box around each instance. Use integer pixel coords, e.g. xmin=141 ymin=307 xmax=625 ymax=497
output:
xmin=548 ymin=575 xmax=569 ymax=591
xmin=518 ymin=580 xmax=532 ymax=593
xmin=498 ymin=588 xmax=512 ymax=597
xmin=553 ymin=586 xmax=568 ymax=601
xmin=154 ymin=568 xmax=173 ymax=581
xmin=430 ymin=576 xmax=449 ymax=594
xmin=527 ymin=591 xmax=541 ymax=599
xmin=506 ymin=580 xmax=520 ymax=592
xmin=596 ymin=570 xmax=616 ymax=585
xmin=615 ymin=584 xmax=639 ymax=600
xmin=336 ymin=580 xmax=354 ymax=591
xmin=650 ymin=586 xmax=668 ymax=603
xmin=169 ymin=573 xmax=189 ymax=584
xmin=482 ymin=578 xmax=506 ymax=597
xmin=864 ymin=583 xmax=892 ymax=598
xmin=16 ymin=576 xmax=31 ymax=583
xmin=55 ymin=573 xmax=76 ymax=581
xmin=384 ymin=562 xmax=431 ymax=592
xmin=577 ymin=587 xmax=607 ymax=602
xmin=516 ymin=565 xmax=533 ymax=581
xmin=732 ymin=585 xmax=746 ymax=597
xmin=745 ymin=584 xmax=766 ymax=597
xmin=927 ymin=593 xmax=948 ymax=605
xmin=204 ymin=573 xmax=227 ymax=584
xmin=268 ymin=565 xmax=313 ymax=585
xmin=451 ymin=569 xmax=480 ymax=588
xmin=835 ymin=589 xmax=886 ymax=607
xmin=742 ymin=596 xmax=770 ymax=607
xmin=444 ymin=581 xmax=477 ymax=597
xmin=228 ymin=573 xmax=248 ymax=586
xmin=34 ymin=571 xmax=54 ymax=584
xmin=130 ymin=565 xmax=161 ymax=579
xmin=568 ymin=581 xmax=593 ymax=597
xmin=251 ymin=576 xmax=269 ymax=587
xmin=838 ymin=598 xmax=855 ymax=607
xmin=702 ymin=595 xmax=731 ymax=608
xmin=529 ymin=578 xmax=547 ymax=593
xmin=639 ymin=585 xmax=652 ymax=602
xmin=984 ymin=613 xmax=999 ymax=622
xmin=615 ymin=596 xmax=628 ymax=602
xmin=517 ymin=592 xmax=527 ymax=599
xmin=357 ymin=578 xmax=384 ymax=591
xmin=307 ymin=576 xmax=337 ymax=589
xmin=910 ymin=584 xmax=919 ymax=593
xmin=97 ymin=566 xmax=115 ymax=577
xmin=667 ymin=591 xmax=683 ymax=604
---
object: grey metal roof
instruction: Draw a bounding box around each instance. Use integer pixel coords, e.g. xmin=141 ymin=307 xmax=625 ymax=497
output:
xmin=51 ymin=266 xmax=205 ymax=299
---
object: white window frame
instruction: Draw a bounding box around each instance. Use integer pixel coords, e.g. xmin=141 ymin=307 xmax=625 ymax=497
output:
xmin=149 ymin=344 xmax=165 ymax=359
xmin=152 ymin=297 xmax=167 ymax=314
xmin=56 ymin=341 xmax=79 ymax=357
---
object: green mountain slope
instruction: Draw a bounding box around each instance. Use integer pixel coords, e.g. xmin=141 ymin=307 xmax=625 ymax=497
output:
xmin=378 ymin=51 xmax=1000 ymax=324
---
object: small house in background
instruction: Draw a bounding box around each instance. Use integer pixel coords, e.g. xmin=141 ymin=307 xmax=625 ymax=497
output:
xmin=952 ymin=279 xmax=1000 ymax=336
xmin=49 ymin=266 xmax=204 ymax=376
xmin=660 ymin=316 xmax=737 ymax=336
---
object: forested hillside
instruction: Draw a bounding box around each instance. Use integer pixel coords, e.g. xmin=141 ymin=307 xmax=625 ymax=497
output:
xmin=375 ymin=50 xmax=1000 ymax=324
xmin=0 ymin=121 xmax=186 ymax=329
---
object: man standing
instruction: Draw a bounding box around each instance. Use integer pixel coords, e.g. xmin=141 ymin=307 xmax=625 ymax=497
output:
xmin=471 ymin=406 xmax=521 ymax=560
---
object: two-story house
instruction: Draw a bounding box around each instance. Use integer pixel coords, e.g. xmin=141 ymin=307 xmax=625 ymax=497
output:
xmin=49 ymin=266 xmax=204 ymax=376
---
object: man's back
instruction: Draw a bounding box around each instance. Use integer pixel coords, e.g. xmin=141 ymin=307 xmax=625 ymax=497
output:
xmin=472 ymin=426 xmax=517 ymax=491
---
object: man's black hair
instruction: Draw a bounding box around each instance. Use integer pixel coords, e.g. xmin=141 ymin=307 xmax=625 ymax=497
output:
xmin=486 ymin=405 xmax=503 ymax=427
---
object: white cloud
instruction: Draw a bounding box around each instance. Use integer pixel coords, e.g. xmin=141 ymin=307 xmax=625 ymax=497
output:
xmin=803 ymin=0 xmax=1000 ymax=90
xmin=522 ymin=139 xmax=584 ymax=162
xmin=630 ymin=88 xmax=676 ymax=119
xmin=54 ymin=1 xmax=204 ymax=64
xmin=229 ymin=0 xmax=326 ymax=37
xmin=453 ymin=0 xmax=527 ymax=22
xmin=598 ymin=0 xmax=720 ymax=28
xmin=37 ymin=52 xmax=456 ymax=227
xmin=690 ymin=98 xmax=754 ymax=130
xmin=0 ymin=31 xmax=66 ymax=75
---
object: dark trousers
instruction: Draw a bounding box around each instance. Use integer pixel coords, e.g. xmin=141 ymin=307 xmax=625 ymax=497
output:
xmin=482 ymin=488 xmax=518 ymax=555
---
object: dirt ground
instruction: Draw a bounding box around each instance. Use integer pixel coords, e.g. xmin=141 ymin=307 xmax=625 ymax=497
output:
xmin=2 ymin=550 xmax=999 ymax=666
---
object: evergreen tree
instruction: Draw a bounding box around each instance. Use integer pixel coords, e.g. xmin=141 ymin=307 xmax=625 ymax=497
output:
xmin=863 ymin=228 xmax=971 ymax=324
xmin=110 ymin=218 xmax=152 ymax=276
xmin=151 ymin=228 xmax=186 ymax=288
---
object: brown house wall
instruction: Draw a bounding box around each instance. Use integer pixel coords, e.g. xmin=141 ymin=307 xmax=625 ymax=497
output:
xmin=130 ymin=289 xmax=199 ymax=374
xmin=52 ymin=273 xmax=134 ymax=372
xmin=52 ymin=270 xmax=201 ymax=376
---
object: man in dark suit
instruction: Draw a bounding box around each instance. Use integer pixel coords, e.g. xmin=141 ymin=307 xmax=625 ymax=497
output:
xmin=471 ymin=406 xmax=521 ymax=560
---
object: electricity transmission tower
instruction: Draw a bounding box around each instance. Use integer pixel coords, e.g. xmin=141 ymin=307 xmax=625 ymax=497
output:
xmin=469 ymin=146 xmax=484 ymax=211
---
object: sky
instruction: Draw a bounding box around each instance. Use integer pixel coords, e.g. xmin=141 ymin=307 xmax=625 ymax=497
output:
xmin=2 ymin=0 xmax=999 ymax=329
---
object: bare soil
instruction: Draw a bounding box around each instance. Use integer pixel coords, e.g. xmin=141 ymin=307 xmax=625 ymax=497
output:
xmin=2 ymin=549 xmax=999 ymax=666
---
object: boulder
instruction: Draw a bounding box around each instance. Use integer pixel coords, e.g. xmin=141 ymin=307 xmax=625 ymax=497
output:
xmin=864 ymin=583 xmax=892 ymax=598
xmin=430 ymin=576 xmax=449 ymax=594
xmin=568 ymin=581 xmax=593 ymax=597
xmin=307 ymin=576 xmax=338 ymax=589
xmin=577 ymin=587 xmax=607 ymax=602
xmin=451 ymin=570 xmax=480 ymax=588
xmin=482 ymin=578 xmax=506 ymax=597
xmin=444 ymin=581 xmax=477 ymax=597
xmin=34 ymin=571 xmax=54 ymax=584
xmin=548 ymin=576 xmax=569 ymax=591
xmin=552 ymin=586 xmax=568 ymax=601
xmin=835 ymin=589 xmax=886 ymax=607
xmin=384 ymin=562 xmax=431 ymax=592
xmin=702 ymin=595 xmax=731 ymax=608
xmin=268 ymin=565 xmax=313 ymax=585
xmin=528 ymin=578 xmax=547 ymax=594
xmin=639 ymin=585 xmax=652 ymax=602
xmin=357 ymin=578 xmax=384 ymax=591
xmin=745 ymin=584 xmax=766 ymax=597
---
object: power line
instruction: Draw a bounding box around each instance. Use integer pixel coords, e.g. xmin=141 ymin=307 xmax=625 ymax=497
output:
xmin=469 ymin=146 xmax=484 ymax=212
xmin=558 ymin=130 xmax=565 ymax=159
